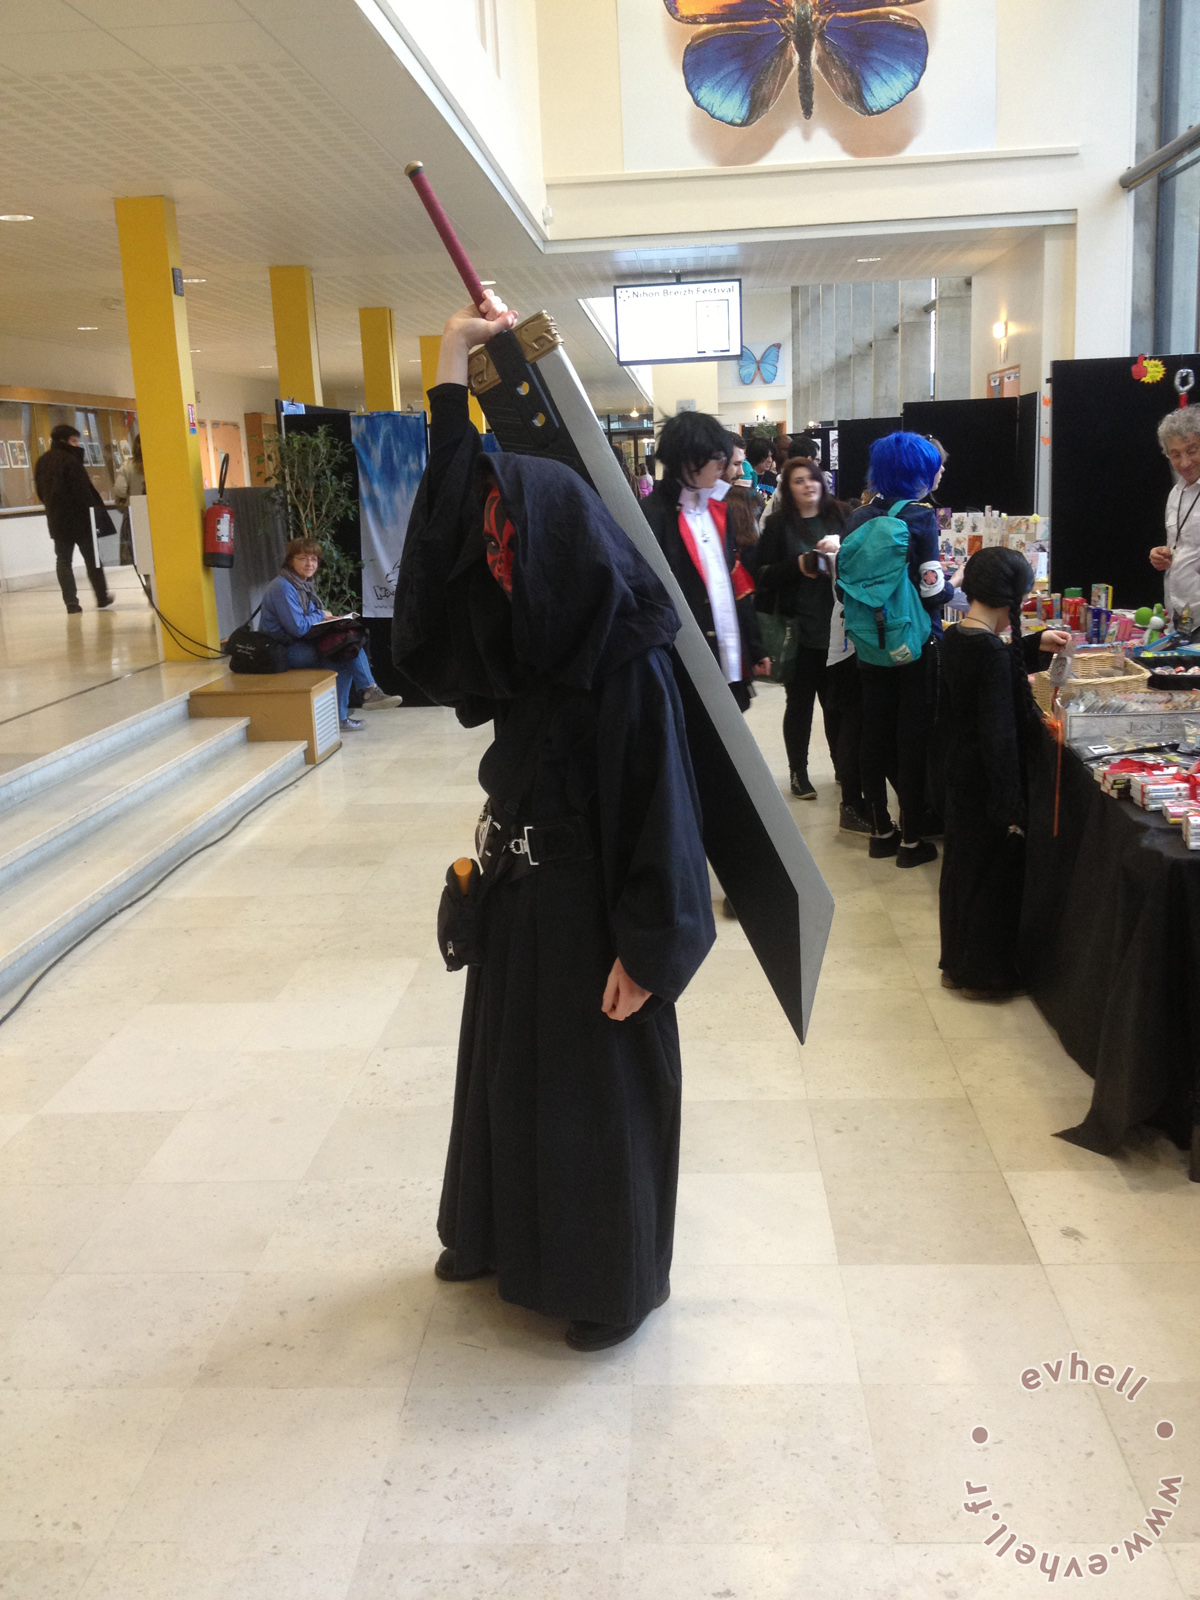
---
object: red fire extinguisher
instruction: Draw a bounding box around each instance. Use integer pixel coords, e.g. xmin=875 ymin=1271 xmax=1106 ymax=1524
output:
xmin=203 ymin=452 xmax=234 ymax=568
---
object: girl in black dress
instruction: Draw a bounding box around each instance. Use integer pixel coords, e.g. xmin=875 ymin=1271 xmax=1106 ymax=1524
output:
xmin=937 ymin=548 xmax=1068 ymax=998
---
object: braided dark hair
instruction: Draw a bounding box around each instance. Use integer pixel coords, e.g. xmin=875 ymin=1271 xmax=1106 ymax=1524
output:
xmin=961 ymin=546 xmax=1035 ymax=695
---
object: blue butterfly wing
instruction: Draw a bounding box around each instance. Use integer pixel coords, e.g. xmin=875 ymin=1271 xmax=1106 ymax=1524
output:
xmin=738 ymin=345 xmax=758 ymax=384
xmin=759 ymin=342 xmax=782 ymax=384
xmin=682 ymin=21 xmax=796 ymax=126
xmin=665 ymin=0 xmax=790 ymax=19
xmin=812 ymin=6 xmax=927 ymax=116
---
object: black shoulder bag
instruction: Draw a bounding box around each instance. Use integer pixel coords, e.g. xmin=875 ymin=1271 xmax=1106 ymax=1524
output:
xmin=225 ymin=606 xmax=290 ymax=674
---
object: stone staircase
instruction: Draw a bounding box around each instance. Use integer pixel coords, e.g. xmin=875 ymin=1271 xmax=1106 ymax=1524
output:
xmin=0 ymin=692 xmax=306 ymax=1003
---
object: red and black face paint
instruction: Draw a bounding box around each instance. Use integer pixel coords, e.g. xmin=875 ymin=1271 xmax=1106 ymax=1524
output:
xmin=482 ymin=485 xmax=516 ymax=596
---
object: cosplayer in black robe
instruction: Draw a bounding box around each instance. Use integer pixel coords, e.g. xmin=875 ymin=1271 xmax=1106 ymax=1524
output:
xmin=392 ymin=378 xmax=715 ymax=1345
xmin=937 ymin=548 xmax=1064 ymax=996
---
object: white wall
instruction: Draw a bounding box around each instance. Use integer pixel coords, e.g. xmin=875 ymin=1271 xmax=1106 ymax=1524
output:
xmin=192 ymin=370 xmax=279 ymax=423
xmin=717 ymin=291 xmax=790 ymax=428
xmin=0 ymin=334 xmax=135 ymax=398
xmin=652 ymin=361 xmax=719 ymax=421
xmin=538 ymin=0 xmax=1139 ymax=363
xmin=382 ymin=0 xmax=547 ymax=222
xmin=969 ymin=224 xmax=1077 ymax=396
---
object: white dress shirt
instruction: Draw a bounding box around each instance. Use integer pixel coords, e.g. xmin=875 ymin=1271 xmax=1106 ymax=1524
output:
xmin=679 ymin=481 xmax=742 ymax=683
xmin=1164 ymin=478 xmax=1200 ymax=625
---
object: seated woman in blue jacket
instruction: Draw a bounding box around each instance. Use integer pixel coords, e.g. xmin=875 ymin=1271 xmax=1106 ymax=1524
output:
xmin=259 ymin=538 xmax=398 ymax=731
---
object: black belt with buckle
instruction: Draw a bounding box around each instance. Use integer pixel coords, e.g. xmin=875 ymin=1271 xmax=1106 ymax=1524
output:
xmin=505 ymin=815 xmax=593 ymax=875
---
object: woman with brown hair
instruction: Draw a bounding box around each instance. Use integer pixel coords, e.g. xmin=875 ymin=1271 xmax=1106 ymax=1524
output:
xmin=755 ymin=458 xmax=845 ymax=799
xmin=260 ymin=537 xmax=398 ymax=731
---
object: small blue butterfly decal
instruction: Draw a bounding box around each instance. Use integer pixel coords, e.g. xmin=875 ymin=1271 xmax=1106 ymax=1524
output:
xmin=738 ymin=343 xmax=783 ymax=384
xmin=664 ymin=0 xmax=928 ymax=126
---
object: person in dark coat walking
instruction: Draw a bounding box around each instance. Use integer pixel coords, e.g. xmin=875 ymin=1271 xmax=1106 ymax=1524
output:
xmin=33 ymin=424 xmax=115 ymax=613
xmin=938 ymin=547 xmax=1068 ymax=997
xmin=640 ymin=410 xmax=769 ymax=712
xmin=393 ymin=293 xmax=716 ymax=1352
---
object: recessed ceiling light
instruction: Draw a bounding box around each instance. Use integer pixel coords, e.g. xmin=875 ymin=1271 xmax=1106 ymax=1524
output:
xmin=857 ymin=256 xmax=882 ymax=263
xmin=0 ymin=213 xmax=34 ymax=222
xmin=257 ymin=364 xmax=274 ymax=369
xmin=182 ymin=276 xmax=206 ymax=283
xmin=77 ymin=325 xmax=99 ymax=331
xmin=190 ymin=348 xmax=201 ymax=353
xmin=480 ymin=280 xmax=496 ymax=286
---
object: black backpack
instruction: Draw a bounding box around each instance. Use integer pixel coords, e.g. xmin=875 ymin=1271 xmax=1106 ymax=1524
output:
xmin=225 ymin=607 xmax=289 ymax=674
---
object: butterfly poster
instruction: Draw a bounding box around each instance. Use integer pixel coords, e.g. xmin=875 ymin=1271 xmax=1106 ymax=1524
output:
xmin=618 ymin=0 xmax=996 ymax=170
xmin=739 ymin=343 xmax=783 ymax=385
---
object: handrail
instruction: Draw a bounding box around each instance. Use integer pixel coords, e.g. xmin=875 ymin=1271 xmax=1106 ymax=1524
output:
xmin=1119 ymin=123 xmax=1200 ymax=190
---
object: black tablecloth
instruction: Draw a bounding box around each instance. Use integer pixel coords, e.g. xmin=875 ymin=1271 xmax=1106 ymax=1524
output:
xmin=1021 ymin=731 xmax=1200 ymax=1159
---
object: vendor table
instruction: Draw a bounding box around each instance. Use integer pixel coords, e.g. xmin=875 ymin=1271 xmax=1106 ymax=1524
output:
xmin=1021 ymin=730 xmax=1200 ymax=1178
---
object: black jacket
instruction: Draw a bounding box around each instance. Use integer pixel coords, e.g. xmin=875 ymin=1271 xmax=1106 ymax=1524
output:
xmin=33 ymin=440 xmax=110 ymax=543
xmin=640 ymin=479 xmax=765 ymax=711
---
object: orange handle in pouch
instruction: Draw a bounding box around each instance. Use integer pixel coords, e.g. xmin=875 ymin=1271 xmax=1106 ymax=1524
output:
xmin=453 ymin=857 xmax=474 ymax=896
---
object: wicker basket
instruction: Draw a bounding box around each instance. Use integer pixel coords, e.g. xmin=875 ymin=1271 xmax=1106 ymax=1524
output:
xmin=1032 ymin=651 xmax=1150 ymax=713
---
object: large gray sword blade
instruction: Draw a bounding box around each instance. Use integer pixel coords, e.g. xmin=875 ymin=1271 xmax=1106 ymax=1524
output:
xmin=514 ymin=339 xmax=835 ymax=1040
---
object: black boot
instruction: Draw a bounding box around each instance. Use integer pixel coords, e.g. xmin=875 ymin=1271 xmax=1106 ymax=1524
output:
xmin=790 ymin=771 xmax=816 ymax=800
xmin=566 ymin=1281 xmax=670 ymax=1351
xmin=434 ymin=1248 xmax=493 ymax=1282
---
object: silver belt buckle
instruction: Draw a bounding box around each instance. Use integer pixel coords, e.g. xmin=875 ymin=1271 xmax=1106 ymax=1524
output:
xmin=476 ymin=805 xmax=500 ymax=859
xmin=509 ymin=824 xmax=539 ymax=866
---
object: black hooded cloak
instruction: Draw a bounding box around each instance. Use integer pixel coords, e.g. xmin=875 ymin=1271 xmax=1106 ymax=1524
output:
xmin=393 ymin=385 xmax=715 ymax=1326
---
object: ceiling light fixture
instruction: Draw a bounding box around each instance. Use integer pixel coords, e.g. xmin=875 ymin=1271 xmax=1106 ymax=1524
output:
xmin=480 ymin=280 xmax=496 ymax=286
xmin=856 ymin=256 xmax=882 ymax=263
xmin=630 ymin=409 xmax=639 ymax=418
xmin=77 ymin=325 xmax=99 ymax=331
xmin=190 ymin=348 xmax=201 ymax=353
xmin=992 ymin=320 xmax=1008 ymax=340
xmin=1 ymin=213 xmax=34 ymax=222
xmin=182 ymin=276 xmax=206 ymax=284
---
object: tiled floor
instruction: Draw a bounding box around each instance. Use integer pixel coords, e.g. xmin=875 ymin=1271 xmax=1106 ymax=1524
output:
xmin=1 ymin=654 xmax=1198 ymax=1599
xmin=0 ymin=569 xmax=222 ymax=767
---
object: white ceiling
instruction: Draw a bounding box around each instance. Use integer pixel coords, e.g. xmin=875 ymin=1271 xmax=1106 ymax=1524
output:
xmin=0 ymin=0 xmax=1045 ymax=414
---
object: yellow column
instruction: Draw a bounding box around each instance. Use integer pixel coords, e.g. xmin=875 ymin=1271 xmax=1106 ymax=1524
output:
xmin=269 ymin=266 xmax=323 ymax=405
xmin=420 ymin=334 xmax=486 ymax=430
xmin=359 ymin=307 xmax=401 ymax=411
xmin=114 ymin=195 xmax=217 ymax=659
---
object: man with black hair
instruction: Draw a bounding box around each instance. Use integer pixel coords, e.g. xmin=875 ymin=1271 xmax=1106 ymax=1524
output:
xmin=746 ymin=437 xmax=776 ymax=491
xmin=641 ymin=411 xmax=769 ymax=712
xmin=33 ymin=424 xmax=114 ymax=613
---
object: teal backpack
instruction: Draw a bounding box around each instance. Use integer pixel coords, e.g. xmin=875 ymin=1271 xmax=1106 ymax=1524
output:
xmin=836 ymin=500 xmax=932 ymax=666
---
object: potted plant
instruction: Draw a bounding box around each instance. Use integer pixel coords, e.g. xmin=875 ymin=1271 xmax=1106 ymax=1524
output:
xmin=261 ymin=426 xmax=361 ymax=616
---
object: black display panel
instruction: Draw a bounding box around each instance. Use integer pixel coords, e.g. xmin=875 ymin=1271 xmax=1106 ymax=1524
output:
xmin=835 ymin=415 xmax=902 ymax=502
xmin=902 ymin=396 xmax=1032 ymax=514
xmin=1049 ymin=354 xmax=1198 ymax=610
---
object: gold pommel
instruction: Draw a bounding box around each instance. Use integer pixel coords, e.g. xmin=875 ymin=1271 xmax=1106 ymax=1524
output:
xmin=404 ymin=160 xmax=424 ymax=177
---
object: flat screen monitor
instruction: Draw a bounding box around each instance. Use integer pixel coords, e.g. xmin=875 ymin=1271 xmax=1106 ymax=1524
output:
xmin=613 ymin=279 xmax=742 ymax=366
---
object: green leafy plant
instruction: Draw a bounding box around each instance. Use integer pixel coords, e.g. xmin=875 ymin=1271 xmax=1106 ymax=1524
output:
xmin=261 ymin=426 xmax=361 ymax=616
xmin=746 ymin=421 xmax=780 ymax=442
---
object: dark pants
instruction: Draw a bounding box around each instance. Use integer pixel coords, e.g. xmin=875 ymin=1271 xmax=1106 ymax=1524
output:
xmin=53 ymin=531 xmax=109 ymax=609
xmin=782 ymin=647 xmax=833 ymax=780
xmin=824 ymin=654 xmax=865 ymax=811
xmin=858 ymin=645 xmax=934 ymax=841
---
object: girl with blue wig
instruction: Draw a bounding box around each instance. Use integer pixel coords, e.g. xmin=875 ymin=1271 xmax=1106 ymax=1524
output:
xmin=843 ymin=431 xmax=958 ymax=867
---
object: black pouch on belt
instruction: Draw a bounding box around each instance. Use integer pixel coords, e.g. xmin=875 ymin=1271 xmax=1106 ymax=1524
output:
xmin=436 ymin=859 xmax=487 ymax=972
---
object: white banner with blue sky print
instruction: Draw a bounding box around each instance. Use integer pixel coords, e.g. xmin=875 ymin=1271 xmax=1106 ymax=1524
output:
xmin=351 ymin=412 xmax=427 ymax=619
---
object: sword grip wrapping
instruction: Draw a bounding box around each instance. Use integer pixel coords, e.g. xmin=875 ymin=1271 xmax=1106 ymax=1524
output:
xmin=404 ymin=161 xmax=486 ymax=309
